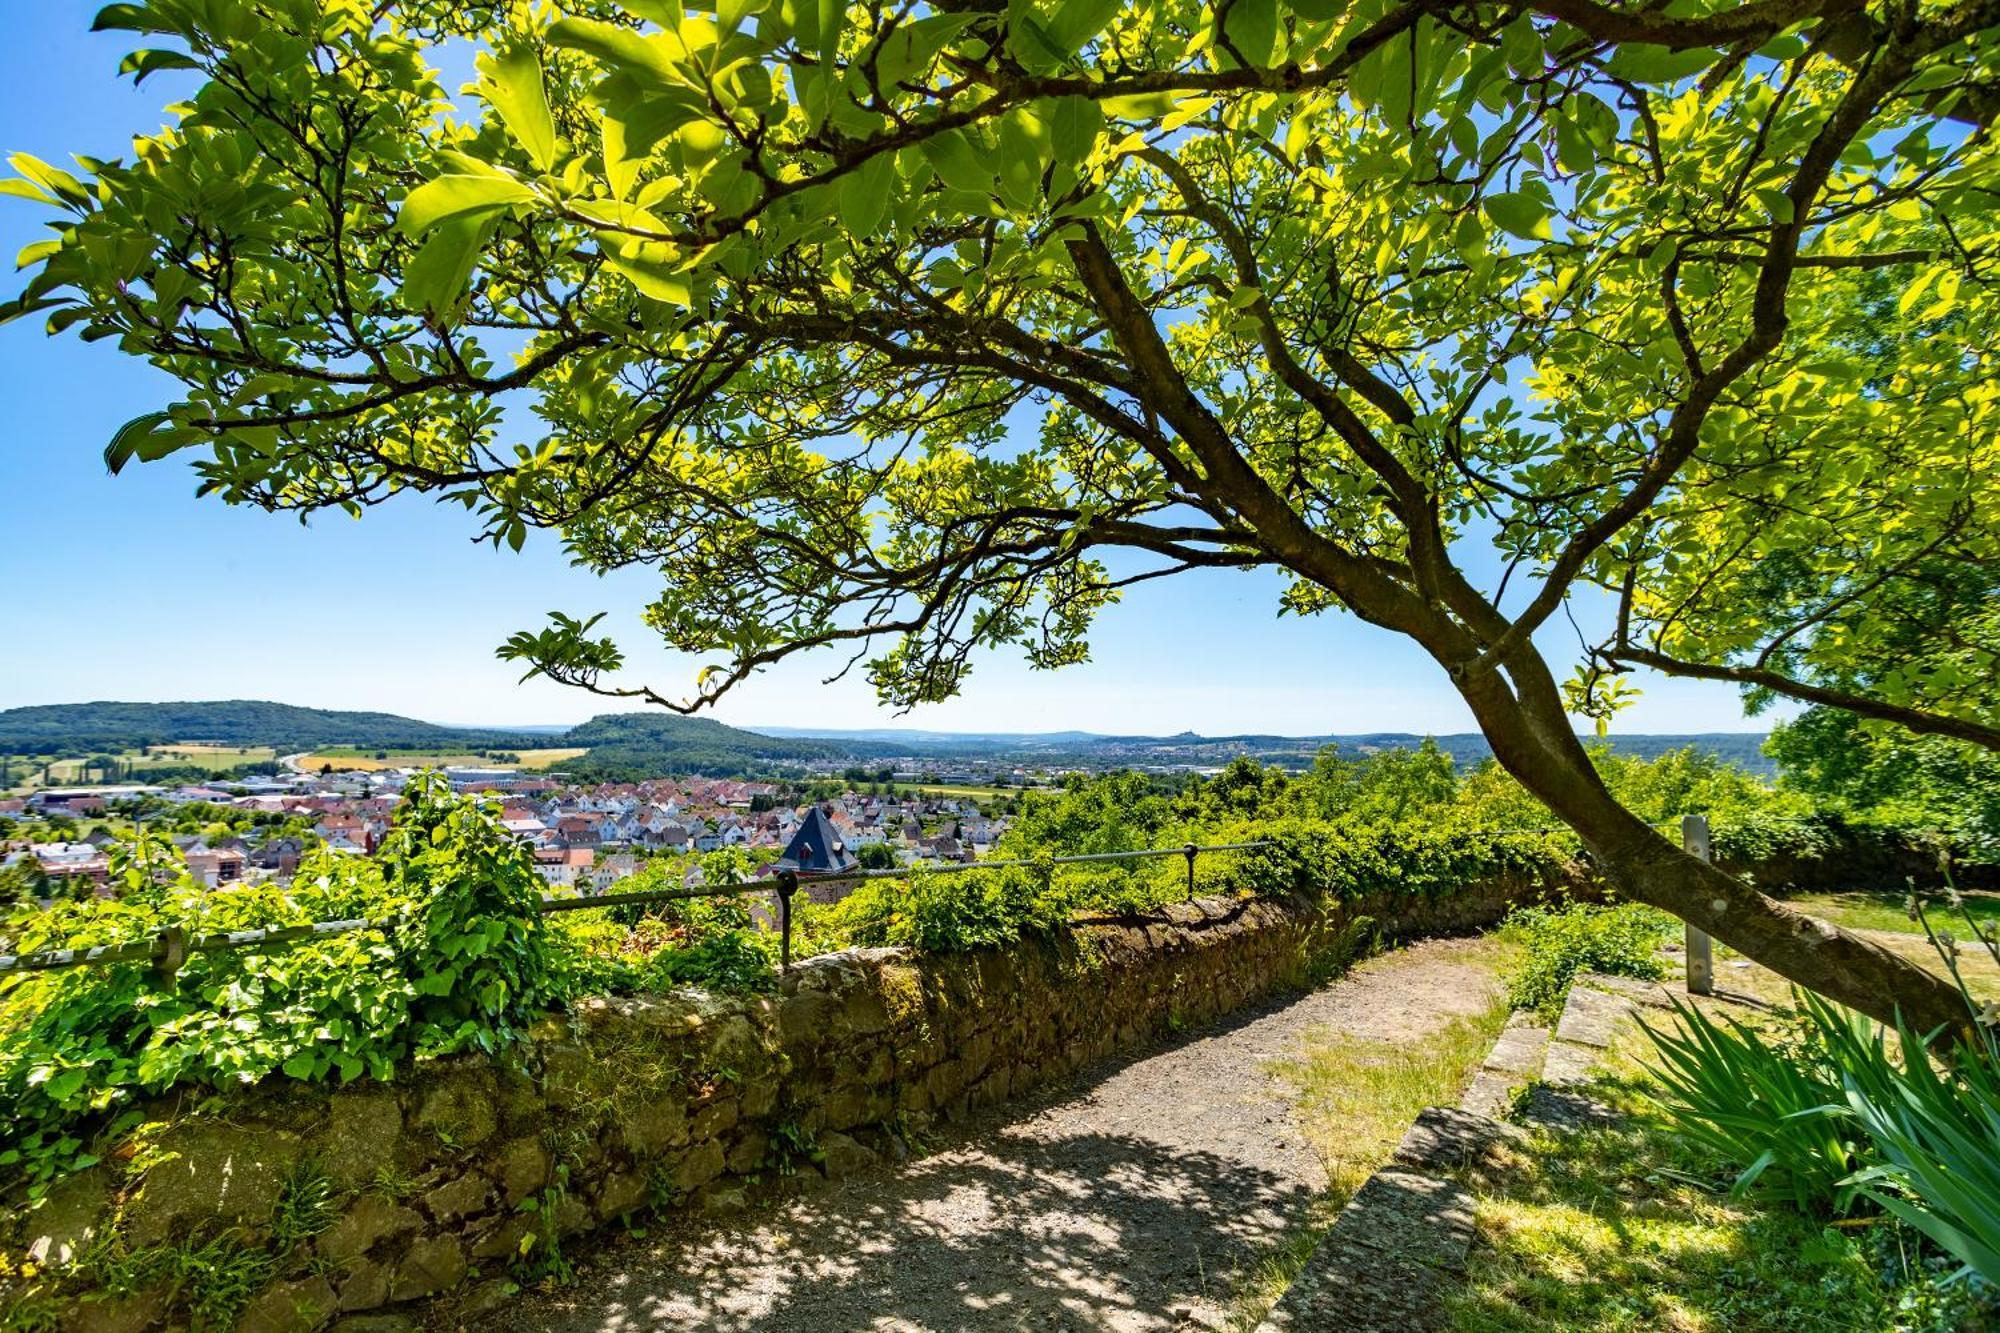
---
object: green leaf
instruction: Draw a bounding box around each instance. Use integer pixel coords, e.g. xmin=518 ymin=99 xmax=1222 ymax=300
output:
xmin=480 ymin=48 xmax=558 ymax=173
xmin=117 ymin=48 xmax=201 ymax=85
xmin=599 ymin=235 xmax=695 ymax=306
xmin=1484 ymin=191 xmax=1552 ymax=241
xmin=397 ymin=173 xmax=535 ymax=236
xmin=838 ymin=153 xmax=895 ymax=236
xmin=1221 ymin=0 xmax=1280 ymax=67
xmin=996 ymin=107 xmax=1053 ymax=210
xmin=1049 ymin=96 xmax=1103 ymax=171
xmin=1046 ymin=0 xmax=1122 ymax=57
xmin=1604 ymin=44 xmax=1719 ymax=84
xmin=1755 ymin=187 xmax=1796 ymax=226
xmin=91 ymin=4 xmax=170 ymax=33
xmin=400 ymin=208 xmax=503 ymax=317
xmin=920 ymin=128 xmax=996 ymax=195
xmin=99 ymin=412 xmax=163 ymax=475
xmin=548 ymin=18 xmax=679 ymax=83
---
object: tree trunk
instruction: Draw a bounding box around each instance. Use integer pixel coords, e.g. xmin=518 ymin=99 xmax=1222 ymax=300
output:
xmin=1453 ymin=660 xmax=1970 ymax=1036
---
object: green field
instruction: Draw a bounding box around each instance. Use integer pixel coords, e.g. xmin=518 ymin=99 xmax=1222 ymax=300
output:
xmin=903 ymin=783 xmax=1024 ymax=802
xmin=300 ymin=747 xmax=587 ymax=773
xmin=1 ymin=745 xmax=279 ymax=792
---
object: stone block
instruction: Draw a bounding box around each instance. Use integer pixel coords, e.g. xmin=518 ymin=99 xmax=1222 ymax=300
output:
xmin=494 ymin=1137 xmax=550 ymax=1207
xmin=619 ymin=1095 xmax=689 ymax=1156
xmin=421 ymin=1171 xmax=493 ymax=1223
xmin=319 ymin=1091 xmax=402 ymax=1189
xmin=61 ymin=1290 xmax=167 ymax=1333
xmin=725 ymin=1129 xmax=769 ymax=1174
xmin=317 ymin=1195 xmax=422 ymax=1264
xmin=673 ymin=1138 xmax=726 ymax=1193
xmin=388 ymin=1234 xmax=466 ymax=1302
xmin=124 ymin=1120 xmax=301 ymax=1248
xmin=237 ymin=1275 xmax=337 ymax=1333
xmin=469 ymin=1215 xmax=533 ymax=1263
xmin=690 ymin=1097 xmax=739 ymax=1140
xmin=818 ymin=1130 xmax=878 ymax=1180
xmin=335 ymin=1258 xmax=391 ymax=1312
xmin=1540 ymin=1039 xmax=1602 ymax=1088
xmin=594 ymin=1169 xmax=648 ymax=1221
xmin=21 ymin=1167 xmax=111 ymax=1268
xmin=1553 ymin=986 xmax=1631 ymax=1049
xmin=412 ymin=1067 xmax=499 ymax=1148
xmin=1481 ymin=1026 xmax=1550 ymax=1077
xmin=454 ymin=1277 xmax=516 ymax=1322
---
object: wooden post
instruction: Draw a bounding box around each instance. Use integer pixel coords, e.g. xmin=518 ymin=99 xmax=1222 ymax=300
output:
xmin=1681 ymin=814 xmax=1714 ymax=995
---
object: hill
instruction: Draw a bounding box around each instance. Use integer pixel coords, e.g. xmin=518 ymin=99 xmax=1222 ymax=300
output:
xmin=558 ymin=713 xmax=878 ymax=779
xmin=0 ymin=700 xmax=542 ymax=756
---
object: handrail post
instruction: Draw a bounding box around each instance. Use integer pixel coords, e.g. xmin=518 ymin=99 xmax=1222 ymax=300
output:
xmin=1184 ymin=842 xmax=1198 ymax=901
xmin=155 ymin=925 xmax=188 ymax=982
xmin=1681 ymin=814 xmax=1714 ymax=996
xmin=776 ymin=871 xmax=797 ymax=975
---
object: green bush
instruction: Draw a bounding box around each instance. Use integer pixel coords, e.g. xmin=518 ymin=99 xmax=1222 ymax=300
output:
xmin=1500 ymin=900 xmax=1672 ymax=1019
xmin=0 ymin=775 xmax=558 ymax=1195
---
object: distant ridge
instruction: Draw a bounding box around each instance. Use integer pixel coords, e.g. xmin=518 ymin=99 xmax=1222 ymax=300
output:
xmin=0 ymin=701 xmax=1775 ymax=777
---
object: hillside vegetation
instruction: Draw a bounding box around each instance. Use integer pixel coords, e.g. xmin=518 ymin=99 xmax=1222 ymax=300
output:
xmin=0 ymin=701 xmax=541 ymax=755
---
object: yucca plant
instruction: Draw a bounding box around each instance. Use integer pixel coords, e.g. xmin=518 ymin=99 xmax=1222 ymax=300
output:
xmin=1638 ymin=997 xmax=1869 ymax=1214
xmin=1835 ymin=868 xmax=2000 ymax=1287
xmin=1841 ymin=1014 xmax=2000 ymax=1286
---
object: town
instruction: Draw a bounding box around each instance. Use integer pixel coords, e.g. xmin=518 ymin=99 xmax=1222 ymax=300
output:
xmin=0 ymin=764 xmax=1013 ymax=902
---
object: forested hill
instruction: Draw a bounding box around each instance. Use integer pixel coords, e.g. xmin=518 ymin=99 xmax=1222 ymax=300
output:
xmin=557 ymin=713 xmax=880 ymax=779
xmin=0 ymin=701 xmax=542 ymax=755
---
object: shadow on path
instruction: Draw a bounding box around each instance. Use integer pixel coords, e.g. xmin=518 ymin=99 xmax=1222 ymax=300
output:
xmin=491 ymin=937 xmax=1502 ymax=1332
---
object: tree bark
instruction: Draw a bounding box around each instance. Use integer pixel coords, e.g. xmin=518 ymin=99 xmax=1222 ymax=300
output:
xmin=1451 ymin=660 xmax=1971 ymax=1037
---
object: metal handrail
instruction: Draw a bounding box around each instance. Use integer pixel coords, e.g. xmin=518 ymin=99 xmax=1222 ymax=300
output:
xmin=0 ymin=819 xmax=1724 ymax=978
xmin=0 ymin=839 xmax=1278 ymax=978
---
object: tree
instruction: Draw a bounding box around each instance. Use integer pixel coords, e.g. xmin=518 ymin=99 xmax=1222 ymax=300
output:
xmin=9 ymin=0 xmax=2000 ymax=1029
xmin=857 ymin=842 xmax=898 ymax=870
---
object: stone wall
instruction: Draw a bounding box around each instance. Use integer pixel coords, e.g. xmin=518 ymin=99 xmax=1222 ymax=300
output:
xmin=1 ymin=880 xmax=1546 ymax=1333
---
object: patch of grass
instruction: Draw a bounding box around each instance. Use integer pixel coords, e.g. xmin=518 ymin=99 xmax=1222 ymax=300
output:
xmin=1229 ymin=944 xmax=1511 ymax=1329
xmin=1447 ymin=1111 xmax=1903 ymax=1332
xmin=1446 ymin=1009 xmax=1994 ymax=1332
xmin=1788 ymin=887 xmax=2000 ymax=939
xmin=1279 ymin=1004 xmax=1512 ymax=1200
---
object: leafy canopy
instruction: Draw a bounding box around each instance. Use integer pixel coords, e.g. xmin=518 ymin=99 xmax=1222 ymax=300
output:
xmin=6 ymin=0 xmax=1999 ymax=743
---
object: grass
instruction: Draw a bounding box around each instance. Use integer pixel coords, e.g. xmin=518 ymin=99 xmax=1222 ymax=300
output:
xmin=1788 ymin=886 xmax=2000 ymax=939
xmin=1447 ymin=1081 xmax=1913 ymax=1331
xmin=1227 ymin=938 xmax=1513 ymax=1328
xmin=1447 ymin=971 xmax=1995 ymax=1332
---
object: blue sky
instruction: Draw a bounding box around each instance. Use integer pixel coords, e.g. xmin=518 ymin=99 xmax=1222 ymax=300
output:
xmin=0 ymin=11 xmax=1772 ymax=737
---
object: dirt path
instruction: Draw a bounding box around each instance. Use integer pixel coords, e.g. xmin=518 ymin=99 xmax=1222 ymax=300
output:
xmin=489 ymin=938 xmax=1504 ymax=1333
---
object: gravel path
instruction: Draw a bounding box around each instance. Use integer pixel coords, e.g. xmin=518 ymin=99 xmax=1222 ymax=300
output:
xmin=487 ymin=938 xmax=1503 ymax=1333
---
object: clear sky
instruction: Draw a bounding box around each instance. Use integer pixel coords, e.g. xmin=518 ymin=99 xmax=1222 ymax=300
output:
xmin=0 ymin=12 xmax=1775 ymax=737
